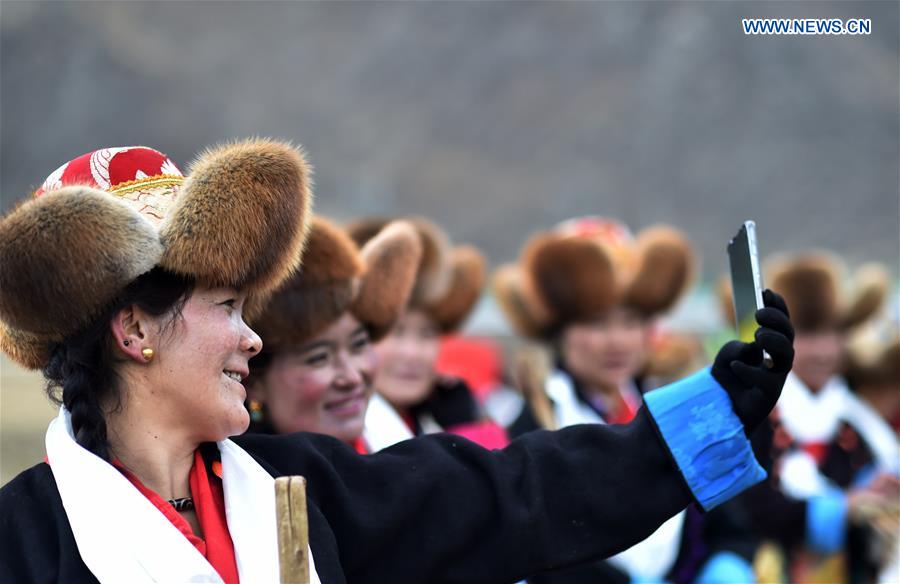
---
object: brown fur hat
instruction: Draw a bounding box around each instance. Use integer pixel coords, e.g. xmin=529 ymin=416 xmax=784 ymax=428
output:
xmin=845 ymin=323 xmax=900 ymax=390
xmin=766 ymin=252 xmax=889 ymax=333
xmin=0 ymin=139 xmax=311 ymax=369
xmin=346 ymin=216 xmax=485 ymax=333
xmin=161 ymin=139 xmax=312 ymax=313
xmin=494 ymin=217 xmax=696 ymax=339
xmin=251 ymin=217 xmax=422 ymax=351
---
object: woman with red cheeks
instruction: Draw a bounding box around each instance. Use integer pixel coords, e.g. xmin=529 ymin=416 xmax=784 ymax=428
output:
xmin=245 ymin=217 xmax=423 ymax=453
xmin=347 ymin=217 xmax=509 ymax=450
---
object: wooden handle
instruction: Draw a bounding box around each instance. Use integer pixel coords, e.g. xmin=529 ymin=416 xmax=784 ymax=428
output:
xmin=275 ymin=476 xmax=309 ymax=584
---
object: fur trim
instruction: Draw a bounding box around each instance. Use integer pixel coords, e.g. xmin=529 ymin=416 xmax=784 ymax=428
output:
xmin=846 ymin=333 xmax=900 ymax=389
xmin=625 ymin=226 xmax=695 ymax=315
xmin=0 ymin=322 xmax=51 ymax=370
xmin=492 ymin=264 xmax=551 ymax=339
xmin=345 ymin=217 xmax=391 ymax=249
xmin=426 ymin=246 xmax=486 ymax=332
xmin=643 ymin=332 xmax=705 ymax=383
xmin=767 ymin=253 xmax=842 ymax=332
xmin=351 ymin=221 xmax=423 ymax=341
xmin=841 ymin=263 xmax=890 ymax=330
xmin=0 ymin=187 xmax=162 ymax=343
xmin=346 ymin=216 xmax=453 ymax=306
xmin=523 ymin=233 xmax=618 ymax=324
xmin=160 ymin=138 xmax=312 ymax=304
xmin=407 ymin=217 xmax=453 ymax=306
xmin=250 ymin=217 xmax=363 ymax=351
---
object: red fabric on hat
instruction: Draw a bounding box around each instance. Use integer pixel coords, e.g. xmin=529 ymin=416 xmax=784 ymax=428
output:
xmin=34 ymin=147 xmax=181 ymax=197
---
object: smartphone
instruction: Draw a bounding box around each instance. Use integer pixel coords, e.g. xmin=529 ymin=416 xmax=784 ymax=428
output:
xmin=727 ymin=221 xmax=764 ymax=344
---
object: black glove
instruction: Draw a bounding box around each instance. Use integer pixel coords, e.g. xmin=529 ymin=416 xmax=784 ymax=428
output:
xmin=711 ymin=289 xmax=794 ymax=435
xmin=422 ymin=376 xmax=481 ymax=429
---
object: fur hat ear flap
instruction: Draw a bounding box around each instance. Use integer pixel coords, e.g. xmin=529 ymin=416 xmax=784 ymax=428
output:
xmin=841 ymin=263 xmax=889 ymax=331
xmin=625 ymin=226 xmax=695 ymax=316
xmin=523 ymin=233 xmax=618 ymax=323
xmin=643 ymin=332 xmax=706 ymax=383
xmin=0 ymin=187 xmax=162 ymax=344
xmin=846 ymin=334 xmax=900 ymax=389
xmin=408 ymin=217 xmax=453 ymax=305
xmin=427 ymin=246 xmax=486 ymax=333
xmin=767 ymin=252 xmax=843 ymax=332
xmin=351 ymin=221 xmax=423 ymax=341
xmin=249 ymin=217 xmax=363 ymax=351
xmin=0 ymin=322 xmax=51 ymax=370
xmin=160 ymin=138 xmax=312 ymax=301
xmin=347 ymin=216 xmax=453 ymax=307
xmin=492 ymin=264 xmax=550 ymax=339
xmin=346 ymin=217 xmax=391 ymax=249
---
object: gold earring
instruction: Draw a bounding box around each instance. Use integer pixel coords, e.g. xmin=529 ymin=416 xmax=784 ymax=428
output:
xmin=142 ymin=348 xmax=155 ymax=362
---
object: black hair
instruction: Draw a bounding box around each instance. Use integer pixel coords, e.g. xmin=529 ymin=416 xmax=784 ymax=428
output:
xmin=43 ymin=267 xmax=195 ymax=461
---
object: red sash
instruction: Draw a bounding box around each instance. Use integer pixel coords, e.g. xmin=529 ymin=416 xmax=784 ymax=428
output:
xmin=117 ymin=451 xmax=240 ymax=583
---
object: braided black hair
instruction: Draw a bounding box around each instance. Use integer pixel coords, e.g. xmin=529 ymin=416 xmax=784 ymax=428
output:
xmin=43 ymin=268 xmax=194 ymax=460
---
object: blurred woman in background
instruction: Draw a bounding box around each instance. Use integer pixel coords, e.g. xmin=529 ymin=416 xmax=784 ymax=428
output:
xmin=245 ymin=217 xmax=421 ymax=452
xmin=347 ymin=217 xmax=509 ymax=450
xmin=494 ymin=215 xmax=710 ymax=584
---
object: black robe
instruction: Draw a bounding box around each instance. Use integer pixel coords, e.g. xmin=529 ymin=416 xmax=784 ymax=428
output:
xmin=1 ymin=407 xmax=693 ymax=583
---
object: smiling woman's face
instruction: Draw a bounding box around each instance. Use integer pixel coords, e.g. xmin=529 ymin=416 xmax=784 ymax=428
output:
xmin=144 ymin=285 xmax=262 ymax=442
xmin=372 ymin=309 xmax=441 ymax=410
xmin=559 ymin=305 xmax=650 ymax=392
xmin=250 ymin=312 xmax=377 ymax=443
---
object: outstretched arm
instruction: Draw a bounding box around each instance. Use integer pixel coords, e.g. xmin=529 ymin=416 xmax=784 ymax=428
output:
xmin=237 ymin=290 xmax=794 ymax=584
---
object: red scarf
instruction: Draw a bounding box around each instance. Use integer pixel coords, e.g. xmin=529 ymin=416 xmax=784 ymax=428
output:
xmin=116 ymin=451 xmax=240 ymax=583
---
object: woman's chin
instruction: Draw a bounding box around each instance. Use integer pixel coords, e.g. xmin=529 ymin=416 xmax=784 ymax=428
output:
xmin=223 ymin=408 xmax=251 ymax=438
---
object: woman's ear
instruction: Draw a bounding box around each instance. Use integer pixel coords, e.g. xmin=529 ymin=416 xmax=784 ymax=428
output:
xmin=110 ymin=304 xmax=155 ymax=364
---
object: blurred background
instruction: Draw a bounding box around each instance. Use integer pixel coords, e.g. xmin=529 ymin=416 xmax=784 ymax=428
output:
xmin=1 ymin=1 xmax=897 ymax=483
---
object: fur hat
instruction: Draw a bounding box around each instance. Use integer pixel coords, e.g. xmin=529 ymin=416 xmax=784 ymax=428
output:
xmin=765 ymin=252 xmax=889 ymax=333
xmin=0 ymin=140 xmax=312 ymax=369
xmin=346 ymin=217 xmax=486 ymax=333
xmin=251 ymin=217 xmax=422 ymax=351
xmin=845 ymin=332 xmax=900 ymax=390
xmin=493 ymin=217 xmax=696 ymax=339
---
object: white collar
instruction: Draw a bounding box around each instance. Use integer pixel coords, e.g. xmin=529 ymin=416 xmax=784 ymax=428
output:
xmin=778 ymin=373 xmax=850 ymax=443
xmin=46 ymin=407 xmax=321 ymax=583
xmin=778 ymin=374 xmax=899 ymax=472
xmin=363 ymin=392 xmax=415 ymax=452
xmin=545 ymin=369 xmax=607 ymax=427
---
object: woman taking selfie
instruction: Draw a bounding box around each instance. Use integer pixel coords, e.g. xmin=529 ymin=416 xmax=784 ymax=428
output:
xmin=0 ymin=140 xmax=794 ymax=583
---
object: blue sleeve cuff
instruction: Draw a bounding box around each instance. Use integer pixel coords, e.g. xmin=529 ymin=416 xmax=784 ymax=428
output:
xmin=695 ymin=551 xmax=755 ymax=584
xmin=806 ymin=489 xmax=848 ymax=553
xmin=643 ymin=367 xmax=766 ymax=511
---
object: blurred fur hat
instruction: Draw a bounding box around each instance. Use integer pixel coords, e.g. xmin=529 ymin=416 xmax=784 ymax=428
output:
xmin=493 ymin=216 xmax=696 ymax=340
xmin=0 ymin=140 xmax=312 ymax=369
xmin=346 ymin=216 xmax=486 ymax=333
xmin=765 ymin=252 xmax=889 ymax=333
xmin=642 ymin=330 xmax=706 ymax=384
xmin=251 ymin=217 xmax=422 ymax=351
xmin=845 ymin=328 xmax=900 ymax=390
